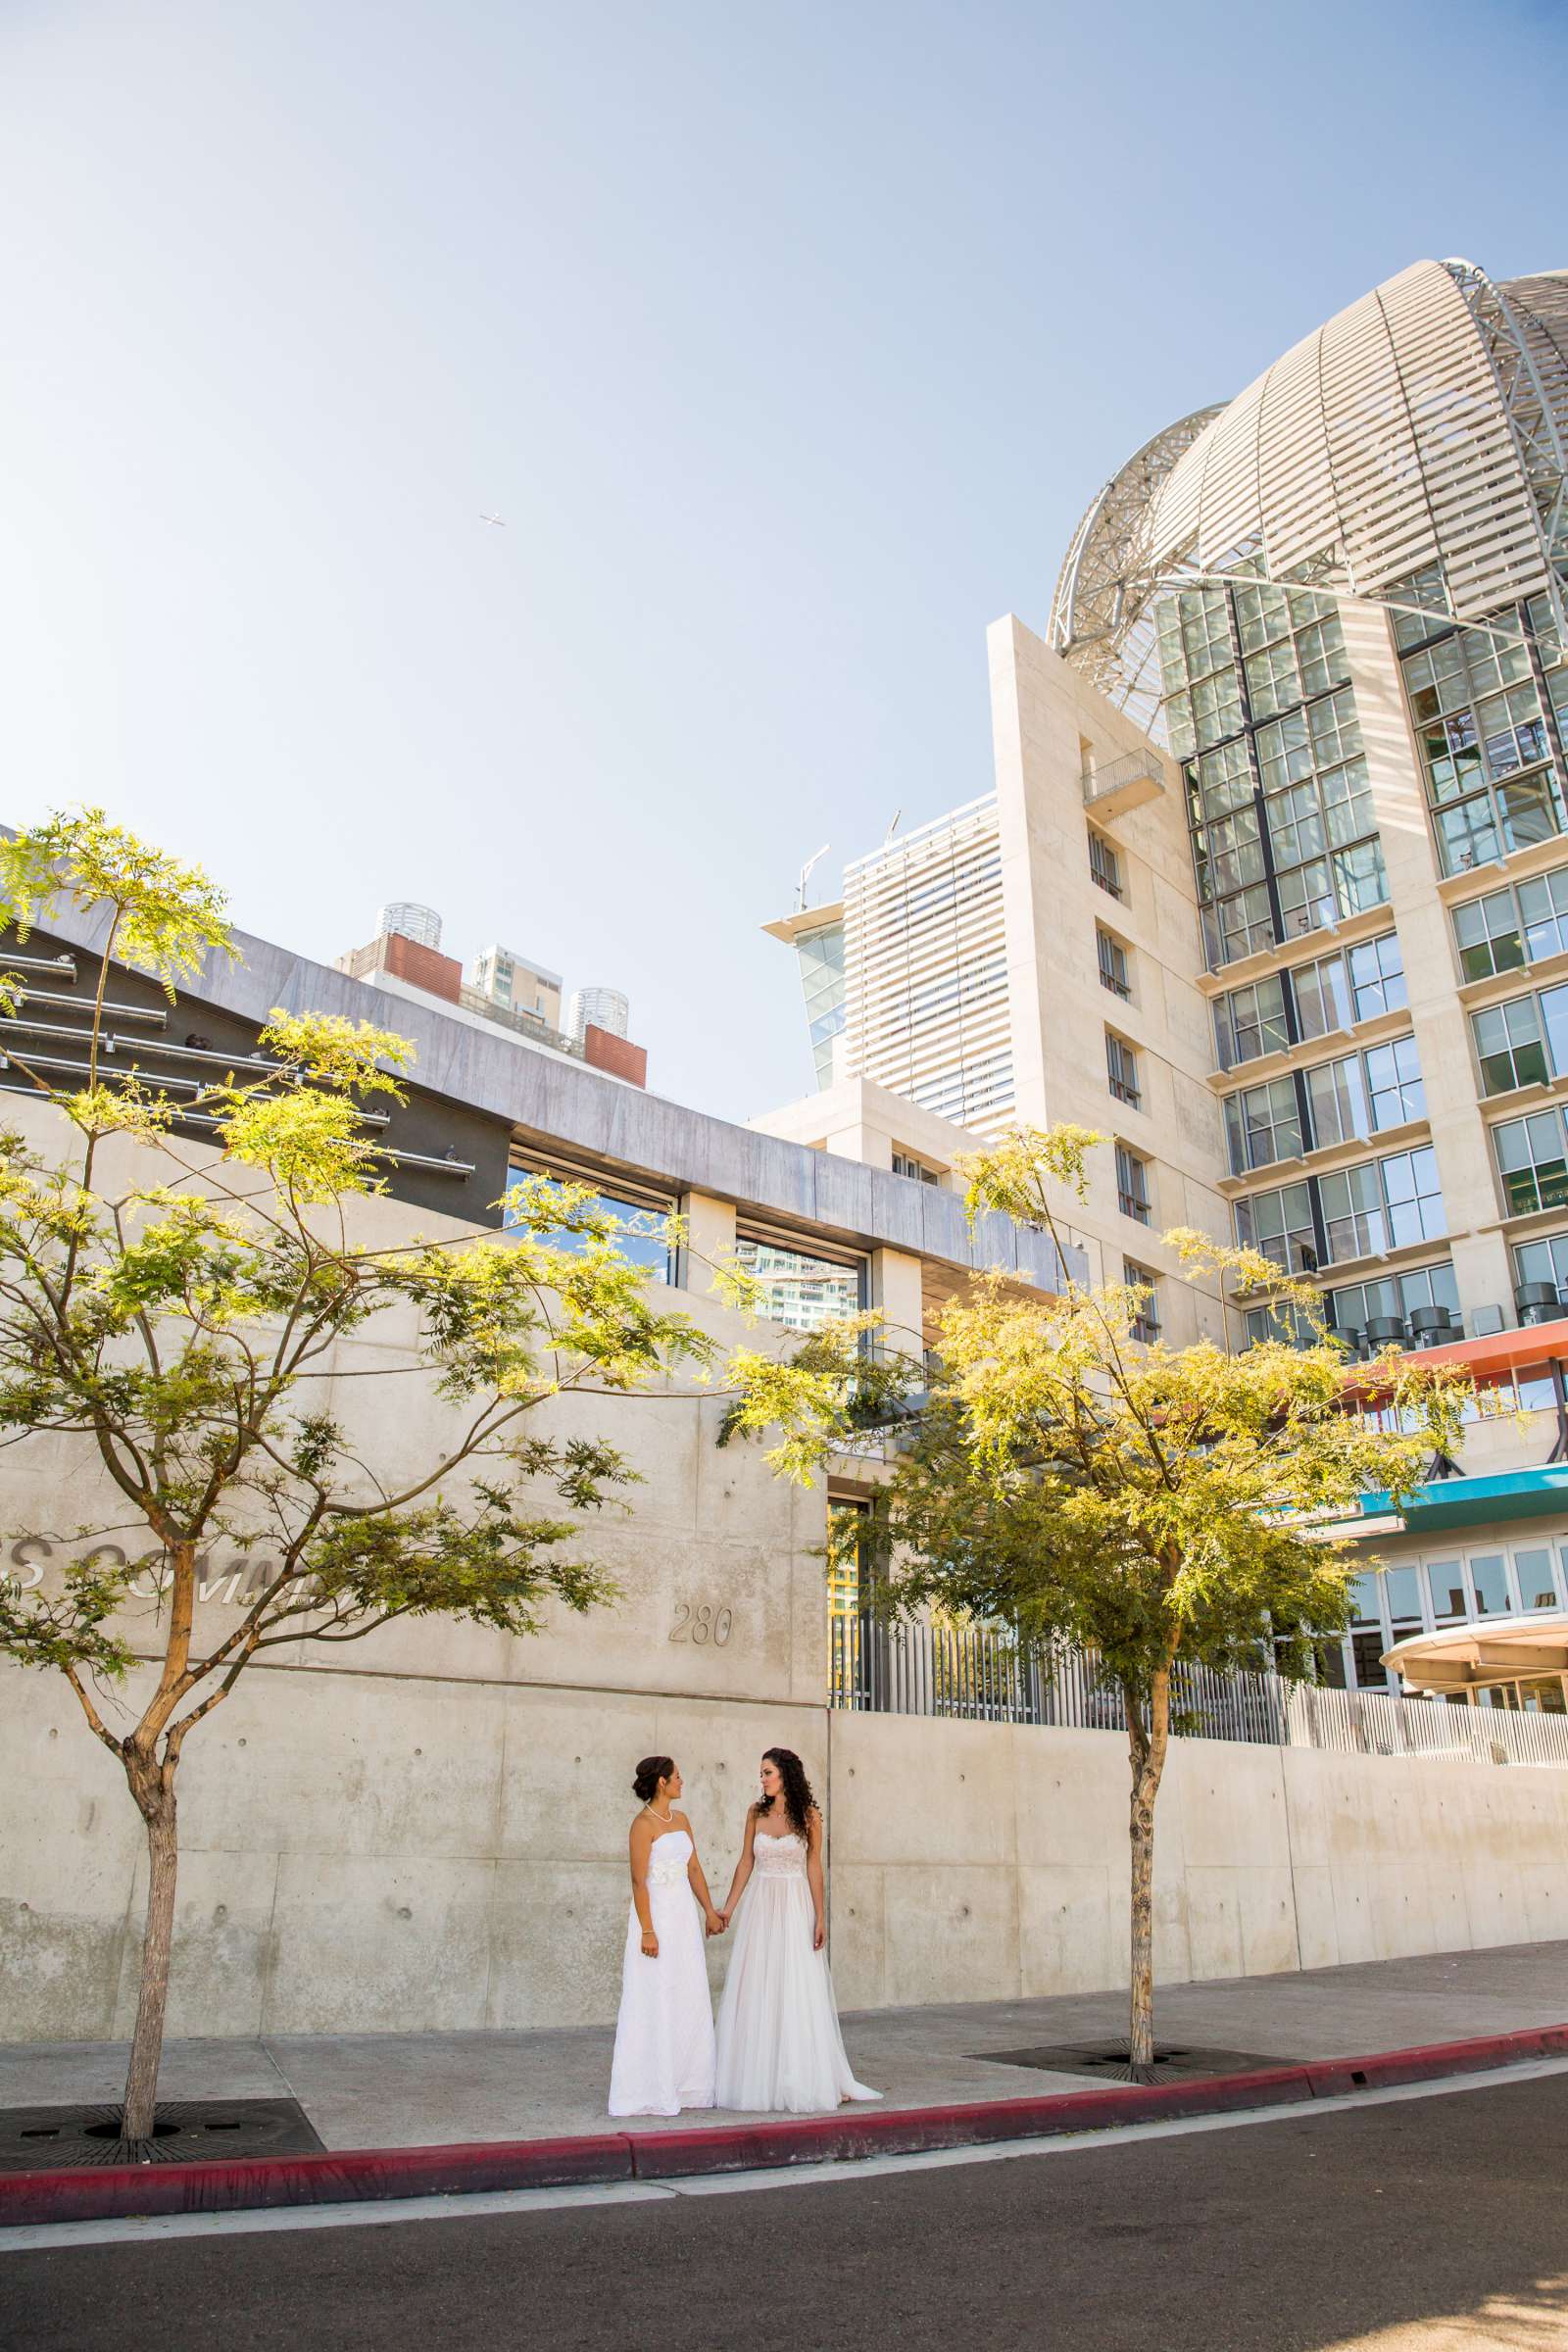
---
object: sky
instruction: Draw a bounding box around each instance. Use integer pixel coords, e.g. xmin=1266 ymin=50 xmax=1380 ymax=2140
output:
xmin=0 ymin=0 xmax=1561 ymax=1125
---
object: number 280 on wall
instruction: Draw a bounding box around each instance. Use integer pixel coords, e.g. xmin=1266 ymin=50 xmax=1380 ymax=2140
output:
xmin=669 ymin=1601 xmax=734 ymax=1646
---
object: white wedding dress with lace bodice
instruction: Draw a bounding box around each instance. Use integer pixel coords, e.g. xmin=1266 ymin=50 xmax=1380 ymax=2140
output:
xmin=713 ymin=1830 xmax=881 ymax=2114
xmin=608 ymin=1830 xmax=716 ymax=2117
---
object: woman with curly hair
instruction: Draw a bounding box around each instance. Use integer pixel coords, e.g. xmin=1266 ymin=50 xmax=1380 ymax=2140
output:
xmin=712 ymin=1747 xmax=880 ymax=2113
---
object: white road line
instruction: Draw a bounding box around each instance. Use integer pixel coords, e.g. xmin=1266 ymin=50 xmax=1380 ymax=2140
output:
xmin=4 ymin=2056 xmax=1565 ymax=2253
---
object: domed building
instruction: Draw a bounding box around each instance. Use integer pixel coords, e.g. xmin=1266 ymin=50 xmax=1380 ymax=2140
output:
xmin=759 ymin=256 xmax=1568 ymax=1704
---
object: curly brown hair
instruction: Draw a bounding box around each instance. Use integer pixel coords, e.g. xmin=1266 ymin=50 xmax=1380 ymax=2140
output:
xmin=758 ymin=1747 xmax=816 ymax=1839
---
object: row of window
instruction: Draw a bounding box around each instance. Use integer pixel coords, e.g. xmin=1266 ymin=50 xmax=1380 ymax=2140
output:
xmin=1214 ymin=863 xmax=1568 ymax=1093
xmin=1336 ymin=1543 xmax=1568 ymax=1692
xmin=1453 ymin=862 xmax=1568 ymax=981
xmin=1212 ymin=933 xmax=1406 ymax=1070
xmin=503 ymin=1163 xmax=871 ymax=1335
xmin=1233 ymin=1146 xmax=1445 ymax=1274
xmin=1223 ymin=1034 xmax=1425 ymax=1174
xmin=1242 ymin=1260 xmax=1460 ymax=1349
xmin=1399 ymin=593 xmax=1568 ymax=880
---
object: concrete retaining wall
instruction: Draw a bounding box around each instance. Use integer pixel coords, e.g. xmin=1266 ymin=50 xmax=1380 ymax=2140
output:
xmin=7 ymin=1656 xmax=1568 ymax=2042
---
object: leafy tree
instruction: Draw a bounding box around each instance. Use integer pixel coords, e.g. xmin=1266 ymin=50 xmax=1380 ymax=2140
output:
xmin=0 ymin=810 xmax=859 ymax=2143
xmin=829 ymin=1126 xmax=1471 ymax=2077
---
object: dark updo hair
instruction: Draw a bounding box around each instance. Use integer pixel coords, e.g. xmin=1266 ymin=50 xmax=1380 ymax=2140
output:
xmin=632 ymin=1755 xmax=675 ymax=1804
xmin=759 ymin=1747 xmax=816 ymax=1839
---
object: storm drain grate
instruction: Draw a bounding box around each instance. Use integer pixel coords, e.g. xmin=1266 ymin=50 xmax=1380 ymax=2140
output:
xmin=968 ymin=2043 xmax=1289 ymax=2083
xmin=0 ymin=2097 xmax=324 ymax=2172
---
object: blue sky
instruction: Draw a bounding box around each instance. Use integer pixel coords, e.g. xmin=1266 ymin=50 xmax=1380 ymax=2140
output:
xmin=0 ymin=1 xmax=1560 ymax=1122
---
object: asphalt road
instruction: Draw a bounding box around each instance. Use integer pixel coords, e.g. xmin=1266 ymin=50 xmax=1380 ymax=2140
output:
xmin=5 ymin=2074 xmax=1568 ymax=2352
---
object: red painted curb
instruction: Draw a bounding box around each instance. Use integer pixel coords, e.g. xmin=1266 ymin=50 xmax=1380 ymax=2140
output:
xmin=1 ymin=2024 xmax=1562 ymax=2229
xmin=0 ymin=2131 xmax=633 ymax=2230
xmin=1302 ymin=2021 xmax=1568 ymax=2099
xmin=625 ymin=2065 xmax=1314 ymax=2179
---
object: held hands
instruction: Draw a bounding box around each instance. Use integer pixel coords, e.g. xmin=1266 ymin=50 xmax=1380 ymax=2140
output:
xmin=705 ymin=1908 xmax=726 ymax=1937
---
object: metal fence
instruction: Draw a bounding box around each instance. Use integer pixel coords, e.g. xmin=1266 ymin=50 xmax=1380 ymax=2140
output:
xmin=828 ymin=1616 xmax=1568 ymax=1769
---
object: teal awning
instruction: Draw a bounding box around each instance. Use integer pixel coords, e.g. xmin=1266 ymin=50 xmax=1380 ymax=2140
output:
xmin=1360 ymin=1464 xmax=1568 ymax=1534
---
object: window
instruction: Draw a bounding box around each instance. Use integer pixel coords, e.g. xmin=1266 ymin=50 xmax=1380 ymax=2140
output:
xmin=1452 ymin=866 xmax=1568 ymax=986
xmin=1326 ymin=1261 xmax=1458 ymax=1340
xmin=1089 ymin=831 xmax=1122 ymax=900
xmin=1364 ymin=1036 xmax=1426 ymax=1129
xmin=733 ymin=1232 xmax=866 ymax=1331
xmin=1492 ymin=1109 xmax=1568 ymax=1216
xmin=1097 ymin=928 xmax=1131 ymax=1000
xmin=1377 ymin=1147 xmax=1446 ymax=1249
xmin=1513 ymin=1232 xmax=1568 ymax=1300
xmin=1105 ymin=1031 xmax=1141 ymax=1109
xmin=1519 ymin=866 xmax=1568 ymax=963
xmin=891 ymin=1151 xmax=942 ymax=1185
xmin=1348 ymin=933 xmax=1407 ymax=1021
xmin=1513 ymin=1546 xmax=1560 ymax=1611
xmin=827 ymin=1497 xmax=867 ymax=1621
xmin=1115 ymin=1143 xmax=1152 ymax=1224
xmin=1473 ymin=997 xmax=1550 ymax=1096
xmin=1314 ymin=1148 xmax=1445 ymax=1265
xmin=1425 ymin=1559 xmax=1466 ymax=1625
xmin=1124 ymin=1259 xmax=1160 ymax=1344
xmin=1302 ymin=1054 xmax=1368 ymax=1152
xmin=1293 ymin=952 xmax=1352 ymax=1042
xmin=1453 ymin=887 xmax=1525 ymax=982
xmin=1403 ymin=613 xmax=1565 ymax=877
xmin=1469 ymin=1552 xmax=1509 ymax=1617
xmin=1234 ymin=1181 xmax=1317 ymax=1275
xmin=505 ymin=1163 xmax=675 ymax=1283
xmin=1213 ymin=973 xmax=1290 ymax=1069
xmin=1225 ymin=1074 xmax=1306 ymax=1173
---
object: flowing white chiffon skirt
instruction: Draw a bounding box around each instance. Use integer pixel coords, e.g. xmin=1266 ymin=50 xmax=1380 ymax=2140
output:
xmin=608 ymin=1831 xmax=715 ymax=2117
xmin=713 ymin=1832 xmax=880 ymax=2114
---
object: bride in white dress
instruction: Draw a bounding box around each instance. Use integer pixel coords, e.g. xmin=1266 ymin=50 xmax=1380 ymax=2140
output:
xmin=713 ymin=1747 xmax=880 ymax=2114
xmin=608 ymin=1756 xmax=726 ymax=2118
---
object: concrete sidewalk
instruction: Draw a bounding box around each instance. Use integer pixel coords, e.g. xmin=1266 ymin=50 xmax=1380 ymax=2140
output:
xmin=4 ymin=1941 xmax=1565 ymax=2151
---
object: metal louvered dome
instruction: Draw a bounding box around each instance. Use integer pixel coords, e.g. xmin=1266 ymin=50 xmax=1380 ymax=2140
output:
xmin=1052 ymin=258 xmax=1568 ymax=731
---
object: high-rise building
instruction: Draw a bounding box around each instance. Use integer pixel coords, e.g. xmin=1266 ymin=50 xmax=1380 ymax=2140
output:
xmin=763 ymin=255 xmax=1568 ymax=1696
xmin=473 ymin=945 xmax=564 ymax=1031
xmin=567 ymin=986 xmax=629 ymax=1042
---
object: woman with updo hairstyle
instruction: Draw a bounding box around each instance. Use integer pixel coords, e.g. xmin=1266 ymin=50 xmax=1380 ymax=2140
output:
xmin=711 ymin=1746 xmax=879 ymax=2113
xmin=608 ymin=1755 xmax=725 ymax=2117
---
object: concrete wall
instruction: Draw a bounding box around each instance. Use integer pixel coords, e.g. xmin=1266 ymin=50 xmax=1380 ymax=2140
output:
xmin=825 ymin=1710 xmax=1568 ymax=2009
xmin=7 ymin=1650 xmax=1568 ymax=2042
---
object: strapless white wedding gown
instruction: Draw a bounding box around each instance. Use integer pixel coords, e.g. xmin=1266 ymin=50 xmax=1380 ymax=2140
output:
xmin=713 ymin=1831 xmax=881 ymax=2114
xmin=608 ymin=1830 xmax=716 ymax=2117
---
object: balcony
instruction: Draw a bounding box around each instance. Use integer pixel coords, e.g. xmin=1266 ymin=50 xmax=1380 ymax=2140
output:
xmin=1082 ymin=748 xmax=1165 ymax=820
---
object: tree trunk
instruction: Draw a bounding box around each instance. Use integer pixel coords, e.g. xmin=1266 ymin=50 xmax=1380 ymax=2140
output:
xmin=122 ymin=1759 xmax=178 ymax=2144
xmin=1125 ymin=1664 xmax=1171 ymax=2082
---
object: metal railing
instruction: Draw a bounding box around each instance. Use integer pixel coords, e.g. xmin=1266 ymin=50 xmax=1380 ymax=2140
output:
xmin=828 ymin=1617 xmax=1568 ymax=1768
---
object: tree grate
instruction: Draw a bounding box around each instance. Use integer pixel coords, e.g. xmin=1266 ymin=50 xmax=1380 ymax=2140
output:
xmin=968 ymin=2043 xmax=1289 ymax=2084
xmin=0 ymin=2097 xmax=323 ymax=2172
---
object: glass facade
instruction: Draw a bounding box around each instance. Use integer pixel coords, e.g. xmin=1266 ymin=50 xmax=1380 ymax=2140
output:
xmin=1331 ymin=1540 xmax=1568 ymax=1690
xmin=1398 ymin=592 xmax=1568 ymax=878
xmin=1451 ymin=863 xmax=1568 ymax=981
xmin=1223 ymin=1034 xmax=1425 ymax=1174
xmin=1159 ymin=581 xmax=1388 ymax=973
xmin=1235 ymin=1146 xmax=1445 ymax=1274
xmin=794 ymin=917 xmax=847 ymax=1092
xmin=1211 ymin=934 xmax=1408 ymax=1071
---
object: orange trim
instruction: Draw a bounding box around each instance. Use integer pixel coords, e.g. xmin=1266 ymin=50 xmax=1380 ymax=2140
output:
xmin=1344 ymin=1314 xmax=1568 ymax=1403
